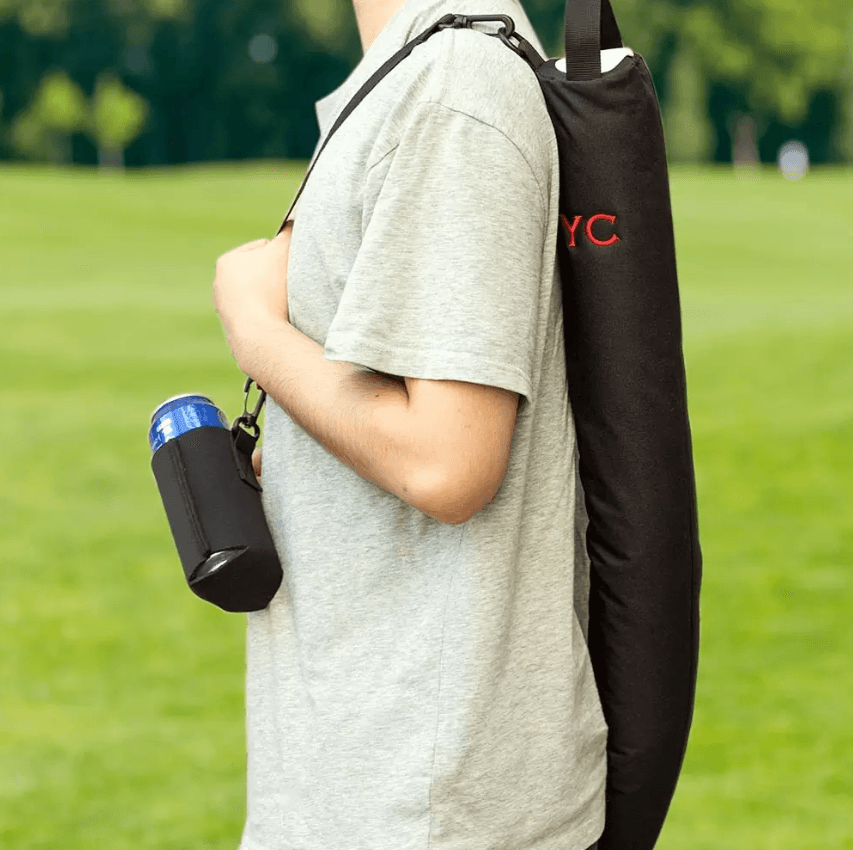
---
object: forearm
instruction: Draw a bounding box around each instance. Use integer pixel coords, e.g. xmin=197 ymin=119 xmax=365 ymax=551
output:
xmin=235 ymin=318 xmax=442 ymax=520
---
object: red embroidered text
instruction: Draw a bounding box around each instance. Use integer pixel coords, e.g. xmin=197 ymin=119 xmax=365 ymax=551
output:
xmin=561 ymin=213 xmax=621 ymax=247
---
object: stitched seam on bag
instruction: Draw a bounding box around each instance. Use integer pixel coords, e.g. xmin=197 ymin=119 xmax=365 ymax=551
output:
xmin=169 ymin=440 xmax=211 ymax=560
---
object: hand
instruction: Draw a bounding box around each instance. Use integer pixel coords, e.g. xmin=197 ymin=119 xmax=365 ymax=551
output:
xmin=213 ymin=220 xmax=294 ymax=367
xmin=252 ymin=446 xmax=262 ymax=480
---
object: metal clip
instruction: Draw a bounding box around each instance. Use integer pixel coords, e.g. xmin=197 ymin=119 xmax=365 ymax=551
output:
xmin=233 ymin=376 xmax=266 ymax=439
xmin=445 ymin=14 xmax=515 ymax=38
xmin=452 ymin=15 xmax=532 ymax=65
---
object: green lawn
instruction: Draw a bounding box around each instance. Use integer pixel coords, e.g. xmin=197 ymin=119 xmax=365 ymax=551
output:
xmin=1 ymin=162 xmax=851 ymax=849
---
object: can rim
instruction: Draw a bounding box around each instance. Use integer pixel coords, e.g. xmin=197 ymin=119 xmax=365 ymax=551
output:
xmin=150 ymin=393 xmax=214 ymax=423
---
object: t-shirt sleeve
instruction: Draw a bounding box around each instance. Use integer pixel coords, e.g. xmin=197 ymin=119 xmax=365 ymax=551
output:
xmin=322 ymin=100 xmax=547 ymax=406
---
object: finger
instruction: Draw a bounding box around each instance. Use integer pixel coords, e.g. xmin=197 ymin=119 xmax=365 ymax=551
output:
xmin=236 ymin=239 xmax=271 ymax=252
xmin=272 ymin=230 xmax=293 ymax=250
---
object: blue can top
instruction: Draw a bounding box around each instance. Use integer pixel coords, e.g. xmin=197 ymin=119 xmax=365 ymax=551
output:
xmin=149 ymin=393 xmax=230 ymax=454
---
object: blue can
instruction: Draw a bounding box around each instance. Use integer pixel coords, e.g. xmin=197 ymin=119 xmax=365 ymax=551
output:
xmin=149 ymin=393 xmax=230 ymax=454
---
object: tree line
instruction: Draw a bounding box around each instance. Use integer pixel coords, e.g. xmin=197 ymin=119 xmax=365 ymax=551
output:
xmin=0 ymin=0 xmax=851 ymax=168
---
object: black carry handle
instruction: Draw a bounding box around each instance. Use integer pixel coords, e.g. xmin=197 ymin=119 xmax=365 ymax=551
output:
xmin=565 ymin=0 xmax=623 ymax=79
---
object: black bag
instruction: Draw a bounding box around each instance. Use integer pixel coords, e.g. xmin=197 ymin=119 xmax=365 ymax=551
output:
xmin=262 ymin=3 xmax=703 ymax=848
xmin=150 ymin=385 xmax=283 ymax=613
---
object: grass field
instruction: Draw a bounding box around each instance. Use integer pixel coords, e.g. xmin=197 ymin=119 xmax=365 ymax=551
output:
xmin=1 ymin=161 xmax=851 ymax=849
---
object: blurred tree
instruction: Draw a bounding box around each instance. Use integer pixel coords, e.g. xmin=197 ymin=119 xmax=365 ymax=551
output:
xmin=831 ymin=7 xmax=853 ymax=162
xmin=679 ymin=0 xmax=848 ymax=127
xmin=141 ymin=0 xmax=189 ymax=18
xmin=661 ymin=40 xmax=714 ymax=163
xmin=0 ymin=0 xmax=851 ymax=166
xmin=10 ymin=0 xmax=73 ymax=37
xmin=88 ymin=71 xmax=148 ymax=167
xmin=290 ymin=0 xmax=350 ymax=53
xmin=9 ymin=68 xmax=87 ymax=162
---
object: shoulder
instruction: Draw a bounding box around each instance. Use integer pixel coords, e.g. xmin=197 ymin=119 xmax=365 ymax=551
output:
xmin=429 ymin=29 xmax=549 ymax=126
xmin=372 ymin=24 xmax=556 ymax=190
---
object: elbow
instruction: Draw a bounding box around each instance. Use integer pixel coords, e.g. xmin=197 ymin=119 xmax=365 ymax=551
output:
xmin=418 ymin=467 xmax=503 ymax=526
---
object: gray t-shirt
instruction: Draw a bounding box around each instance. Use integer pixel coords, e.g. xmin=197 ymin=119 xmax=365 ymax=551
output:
xmin=240 ymin=1 xmax=609 ymax=849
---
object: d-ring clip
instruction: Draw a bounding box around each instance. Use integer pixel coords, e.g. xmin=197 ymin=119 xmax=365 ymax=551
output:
xmin=233 ymin=376 xmax=266 ymax=438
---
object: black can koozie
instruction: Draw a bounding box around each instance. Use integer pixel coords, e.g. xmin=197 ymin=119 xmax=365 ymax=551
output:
xmin=149 ymin=393 xmax=282 ymax=612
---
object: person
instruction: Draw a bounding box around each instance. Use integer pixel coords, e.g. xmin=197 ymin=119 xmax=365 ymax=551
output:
xmin=212 ymin=1 xmax=607 ymax=848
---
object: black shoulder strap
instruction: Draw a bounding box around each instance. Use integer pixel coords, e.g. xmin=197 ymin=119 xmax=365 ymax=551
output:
xmin=274 ymin=13 xmax=459 ymax=235
xmin=274 ymin=1 xmax=624 ymax=235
